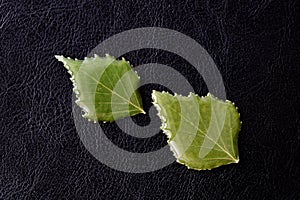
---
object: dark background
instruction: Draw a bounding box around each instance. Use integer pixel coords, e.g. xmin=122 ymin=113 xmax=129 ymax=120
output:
xmin=1 ymin=0 xmax=299 ymax=199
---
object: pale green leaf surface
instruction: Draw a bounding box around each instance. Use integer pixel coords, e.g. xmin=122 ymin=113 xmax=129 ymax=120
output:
xmin=55 ymin=54 xmax=145 ymax=122
xmin=152 ymin=91 xmax=241 ymax=170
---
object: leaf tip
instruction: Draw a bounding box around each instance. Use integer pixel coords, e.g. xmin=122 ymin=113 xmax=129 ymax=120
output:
xmin=54 ymin=55 xmax=64 ymax=61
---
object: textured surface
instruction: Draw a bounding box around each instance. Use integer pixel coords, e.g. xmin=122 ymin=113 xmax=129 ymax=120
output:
xmin=152 ymin=91 xmax=240 ymax=170
xmin=0 ymin=0 xmax=300 ymax=199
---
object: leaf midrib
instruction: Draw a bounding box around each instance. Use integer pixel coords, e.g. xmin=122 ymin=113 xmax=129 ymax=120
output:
xmin=81 ymin=70 xmax=145 ymax=114
xmin=166 ymin=103 xmax=238 ymax=162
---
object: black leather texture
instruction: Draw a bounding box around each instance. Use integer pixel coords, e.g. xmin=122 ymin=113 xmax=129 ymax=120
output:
xmin=1 ymin=0 xmax=299 ymax=199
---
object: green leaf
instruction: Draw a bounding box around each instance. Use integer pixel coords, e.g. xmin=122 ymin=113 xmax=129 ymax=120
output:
xmin=55 ymin=54 xmax=145 ymax=122
xmin=152 ymin=91 xmax=241 ymax=170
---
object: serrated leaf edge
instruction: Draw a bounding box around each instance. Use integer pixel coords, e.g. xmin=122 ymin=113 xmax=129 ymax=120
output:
xmin=152 ymin=90 xmax=242 ymax=170
xmin=55 ymin=54 xmax=145 ymax=123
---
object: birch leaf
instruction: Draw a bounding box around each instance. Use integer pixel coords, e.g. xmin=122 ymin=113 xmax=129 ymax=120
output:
xmin=55 ymin=54 xmax=145 ymax=122
xmin=152 ymin=91 xmax=241 ymax=170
